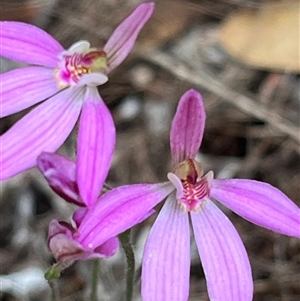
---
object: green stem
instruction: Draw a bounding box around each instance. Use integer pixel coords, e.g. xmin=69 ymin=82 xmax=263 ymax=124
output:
xmin=49 ymin=280 xmax=60 ymax=301
xmin=119 ymin=229 xmax=135 ymax=301
xmin=90 ymin=259 xmax=100 ymax=301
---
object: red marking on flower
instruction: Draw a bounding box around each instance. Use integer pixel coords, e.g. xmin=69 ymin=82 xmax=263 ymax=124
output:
xmin=172 ymin=158 xmax=211 ymax=212
xmin=181 ymin=177 xmax=210 ymax=211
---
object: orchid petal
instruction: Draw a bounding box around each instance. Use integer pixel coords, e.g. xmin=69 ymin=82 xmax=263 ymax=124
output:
xmin=211 ymin=179 xmax=300 ymax=237
xmin=73 ymin=207 xmax=88 ymax=227
xmin=170 ymin=89 xmax=206 ymax=164
xmin=167 ymin=172 xmax=184 ymax=199
xmin=142 ymin=193 xmax=190 ymax=301
xmin=94 ymin=236 xmax=119 ymax=258
xmin=77 ymin=88 xmax=116 ymax=207
xmin=48 ymin=219 xmax=75 ymax=243
xmin=64 ymin=40 xmax=90 ymax=55
xmin=48 ymin=220 xmax=117 ymax=263
xmin=0 ymin=88 xmax=84 ymax=180
xmin=78 ymin=182 xmax=174 ymax=248
xmin=48 ymin=220 xmax=86 ymax=263
xmin=0 ymin=67 xmax=60 ymax=118
xmin=191 ymin=200 xmax=253 ymax=301
xmin=0 ymin=21 xmax=64 ymax=67
xmin=103 ymin=3 xmax=154 ymax=73
xmin=37 ymin=152 xmax=83 ymax=206
xmin=137 ymin=209 xmax=156 ymax=224
xmin=77 ymin=73 xmax=108 ymax=87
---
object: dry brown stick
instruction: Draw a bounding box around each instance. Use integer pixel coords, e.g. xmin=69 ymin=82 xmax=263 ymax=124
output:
xmin=138 ymin=50 xmax=300 ymax=144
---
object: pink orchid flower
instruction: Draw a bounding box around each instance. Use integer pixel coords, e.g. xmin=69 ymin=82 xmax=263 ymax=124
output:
xmin=38 ymin=89 xmax=299 ymax=292
xmin=141 ymin=89 xmax=300 ymax=301
xmin=0 ymin=2 xmax=154 ymax=181
xmin=38 ymin=149 xmax=173 ymax=265
xmin=45 ymin=182 xmax=173 ymax=266
xmin=37 ymin=126 xmax=173 ymax=264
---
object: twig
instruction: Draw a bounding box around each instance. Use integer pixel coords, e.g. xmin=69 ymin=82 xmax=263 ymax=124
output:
xmin=90 ymin=259 xmax=100 ymax=301
xmin=49 ymin=280 xmax=60 ymax=301
xmin=138 ymin=50 xmax=300 ymax=144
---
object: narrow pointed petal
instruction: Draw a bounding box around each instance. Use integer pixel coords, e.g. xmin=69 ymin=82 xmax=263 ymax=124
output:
xmin=37 ymin=152 xmax=83 ymax=206
xmin=0 ymin=88 xmax=84 ymax=180
xmin=142 ymin=193 xmax=190 ymax=301
xmin=0 ymin=67 xmax=61 ymax=118
xmin=170 ymin=89 xmax=206 ymax=164
xmin=191 ymin=200 xmax=253 ymax=301
xmin=103 ymin=3 xmax=154 ymax=73
xmin=78 ymin=182 xmax=174 ymax=248
xmin=211 ymin=179 xmax=300 ymax=237
xmin=0 ymin=21 xmax=64 ymax=67
xmin=77 ymin=88 xmax=116 ymax=207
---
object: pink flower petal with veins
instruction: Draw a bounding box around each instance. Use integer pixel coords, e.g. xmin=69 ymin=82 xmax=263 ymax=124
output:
xmin=78 ymin=182 xmax=174 ymax=249
xmin=0 ymin=67 xmax=60 ymax=118
xmin=211 ymin=179 xmax=300 ymax=237
xmin=191 ymin=200 xmax=253 ymax=301
xmin=77 ymin=87 xmax=116 ymax=207
xmin=0 ymin=21 xmax=64 ymax=67
xmin=0 ymin=88 xmax=84 ymax=180
xmin=104 ymin=2 xmax=154 ymax=73
xmin=142 ymin=193 xmax=190 ymax=301
xmin=170 ymin=89 xmax=206 ymax=164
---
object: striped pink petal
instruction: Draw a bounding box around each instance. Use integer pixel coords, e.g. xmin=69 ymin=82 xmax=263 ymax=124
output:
xmin=170 ymin=89 xmax=206 ymax=164
xmin=191 ymin=200 xmax=253 ymax=301
xmin=142 ymin=193 xmax=190 ymax=301
xmin=0 ymin=66 xmax=60 ymax=118
xmin=77 ymin=87 xmax=116 ymax=207
xmin=103 ymin=2 xmax=154 ymax=73
xmin=0 ymin=88 xmax=84 ymax=180
xmin=211 ymin=179 xmax=300 ymax=237
xmin=77 ymin=182 xmax=174 ymax=249
xmin=0 ymin=21 xmax=64 ymax=67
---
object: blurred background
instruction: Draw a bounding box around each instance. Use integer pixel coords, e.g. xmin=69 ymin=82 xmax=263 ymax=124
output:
xmin=0 ymin=0 xmax=299 ymax=300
